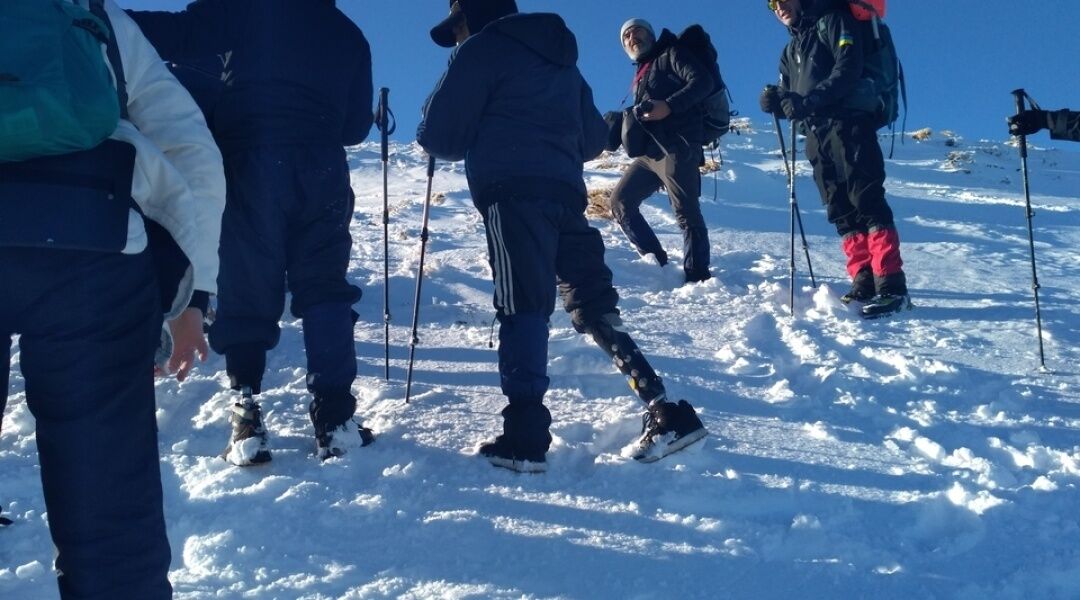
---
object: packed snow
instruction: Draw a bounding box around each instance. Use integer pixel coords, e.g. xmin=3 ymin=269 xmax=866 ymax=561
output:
xmin=2 ymin=121 xmax=1079 ymax=599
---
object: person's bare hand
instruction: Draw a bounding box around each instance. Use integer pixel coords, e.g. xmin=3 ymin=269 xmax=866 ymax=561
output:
xmin=165 ymin=308 xmax=208 ymax=382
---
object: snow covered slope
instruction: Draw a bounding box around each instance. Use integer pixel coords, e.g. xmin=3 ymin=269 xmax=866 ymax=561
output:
xmin=3 ymin=121 xmax=1079 ymax=599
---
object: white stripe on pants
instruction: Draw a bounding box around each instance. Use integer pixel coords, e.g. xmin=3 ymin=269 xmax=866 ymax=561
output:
xmin=487 ymin=204 xmax=516 ymax=315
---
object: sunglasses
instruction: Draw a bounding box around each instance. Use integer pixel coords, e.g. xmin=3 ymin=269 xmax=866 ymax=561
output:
xmin=767 ymin=0 xmax=789 ymax=10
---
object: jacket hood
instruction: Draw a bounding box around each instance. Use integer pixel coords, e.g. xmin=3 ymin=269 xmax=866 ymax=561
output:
xmin=488 ymin=13 xmax=578 ymax=67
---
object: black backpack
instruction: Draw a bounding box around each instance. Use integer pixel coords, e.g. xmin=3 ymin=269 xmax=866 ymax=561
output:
xmin=817 ymin=3 xmax=905 ymax=132
xmin=676 ymin=24 xmax=733 ymax=146
xmin=816 ymin=1 xmax=907 ymax=155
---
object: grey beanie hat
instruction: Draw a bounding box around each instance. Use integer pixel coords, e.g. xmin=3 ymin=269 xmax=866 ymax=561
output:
xmin=620 ymin=18 xmax=655 ymax=41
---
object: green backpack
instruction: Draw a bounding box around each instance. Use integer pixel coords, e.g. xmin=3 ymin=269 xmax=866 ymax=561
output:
xmin=0 ymin=0 xmax=120 ymax=163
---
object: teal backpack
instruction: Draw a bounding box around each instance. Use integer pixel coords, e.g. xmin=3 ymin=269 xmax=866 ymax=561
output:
xmin=0 ymin=0 xmax=120 ymax=163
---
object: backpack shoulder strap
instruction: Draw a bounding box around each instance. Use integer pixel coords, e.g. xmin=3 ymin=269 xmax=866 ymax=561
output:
xmin=87 ymin=0 xmax=128 ymax=119
xmin=816 ymin=16 xmax=830 ymax=45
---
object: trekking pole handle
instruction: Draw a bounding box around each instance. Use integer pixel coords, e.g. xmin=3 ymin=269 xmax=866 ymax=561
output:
xmin=1011 ymin=89 xmax=1026 ymax=116
xmin=422 ymin=156 xmax=435 ymax=243
xmin=1012 ymin=89 xmax=1028 ymax=159
xmin=421 ymin=154 xmax=436 ymax=245
xmin=379 ymin=88 xmax=390 ymax=162
xmin=773 ymin=114 xmax=790 ymax=178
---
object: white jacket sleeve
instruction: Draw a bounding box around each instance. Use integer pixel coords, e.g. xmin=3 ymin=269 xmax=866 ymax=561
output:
xmin=105 ymin=0 xmax=225 ymax=296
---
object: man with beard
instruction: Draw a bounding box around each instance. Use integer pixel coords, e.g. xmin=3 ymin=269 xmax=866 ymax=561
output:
xmin=608 ymin=18 xmax=715 ymax=284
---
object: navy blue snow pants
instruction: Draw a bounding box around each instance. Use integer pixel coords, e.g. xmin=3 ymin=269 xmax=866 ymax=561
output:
xmin=609 ymin=145 xmax=711 ymax=278
xmin=208 ymin=145 xmax=361 ymax=402
xmin=1 ymin=248 xmax=171 ymax=600
xmin=476 ymin=178 xmax=623 ymax=451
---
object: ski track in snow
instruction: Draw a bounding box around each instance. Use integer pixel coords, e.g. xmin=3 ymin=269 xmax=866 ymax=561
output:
xmin=3 ymin=124 xmax=1080 ymax=599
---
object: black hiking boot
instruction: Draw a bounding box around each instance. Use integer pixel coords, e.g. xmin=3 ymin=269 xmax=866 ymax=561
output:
xmin=652 ymin=249 xmax=669 ymax=267
xmin=684 ymin=268 xmax=713 ymax=284
xmin=840 ymin=268 xmax=875 ymax=304
xmin=861 ymin=294 xmax=913 ymax=319
xmin=479 ymin=436 xmax=548 ymax=473
xmin=223 ymin=387 xmax=272 ymax=466
xmin=632 ymin=399 xmax=708 ymax=463
xmin=314 ymin=418 xmax=375 ymax=460
xmin=308 ymin=391 xmax=370 ymax=460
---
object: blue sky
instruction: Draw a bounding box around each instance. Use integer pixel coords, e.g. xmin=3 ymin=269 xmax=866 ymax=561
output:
xmin=125 ymin=1 xmax=1079 ymax=149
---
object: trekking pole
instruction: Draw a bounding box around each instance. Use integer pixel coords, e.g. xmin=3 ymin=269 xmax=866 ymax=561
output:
xmin=788 ymin=120 xmax=797 ymax=315
xmin=774 ymin=116 xmax=817 ymax=292
xmin=790 ymin=125 xmax=816 ymax=290
xmin=405 ymin=155 xmax=437 ymax=403
xmin=376 ymin=88 xmax=396 ymax=380
xmin=1011 ymin=89 xmax=1048 ymax=372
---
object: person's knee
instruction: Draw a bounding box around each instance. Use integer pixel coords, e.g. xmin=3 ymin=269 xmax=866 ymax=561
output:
xmin=572 ymin=310 xmax=618 ymax=336
xmin=609 ymin=191 xmax=630 ymax=221
xmin=290 ymin=283 xmax=362 ymax=319
xmin=673 ymin=207 xmax=706 ymax=231
xmin=609 ymin=176 xmax=652 ymax=220
xmin=567 ymin=289 xmax=620 ymax=333
xmin=209 ymin=317 xmax=280 ymax=356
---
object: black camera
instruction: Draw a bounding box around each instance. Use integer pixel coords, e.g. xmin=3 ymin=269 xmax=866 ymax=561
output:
xmin=633 ymin=100 xmax=654 ymax=119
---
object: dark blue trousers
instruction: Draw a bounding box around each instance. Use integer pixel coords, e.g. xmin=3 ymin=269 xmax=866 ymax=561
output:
xmin=478 ymin=179 xmax=624 ymax=455
xmin=208 ymin=145 xmax=361 ymax=400
xmin=477 ymin=180 xmax=620 ymax=397
xmin=1 ymin=248 xmax=171 ymax=600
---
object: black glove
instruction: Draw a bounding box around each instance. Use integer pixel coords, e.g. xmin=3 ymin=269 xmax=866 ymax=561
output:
xmin=1008 ymin=109 xmax=1048 ymax=137
xmin=0 ymin=505 xmax=12 ymax=527
xmin=780 ymin=92 xmax=816 ymax=120
xmin=759 ymin=85 xmax=782 ymax=115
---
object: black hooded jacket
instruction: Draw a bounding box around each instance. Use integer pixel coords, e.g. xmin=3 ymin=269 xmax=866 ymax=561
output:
xmin=777 ymin=0 xmax=869 ymax=119
xmin=417 ymin=12 xmax=608 ymax=204
xmin=631 ymin=29 xmax=713 ymax=151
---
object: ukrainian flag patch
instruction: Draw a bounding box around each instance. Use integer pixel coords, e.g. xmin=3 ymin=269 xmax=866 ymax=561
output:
xmin=839 ymin=33 xmax=855 ymax=48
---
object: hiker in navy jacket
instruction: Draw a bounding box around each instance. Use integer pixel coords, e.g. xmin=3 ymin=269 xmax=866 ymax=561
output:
xmin=761 ymin=0 xmax=911 ymax=318
xmin=418 ymin=0 xmax=707 ymax=472
xmin=130 ymin=0 xmax=376 ymax=464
